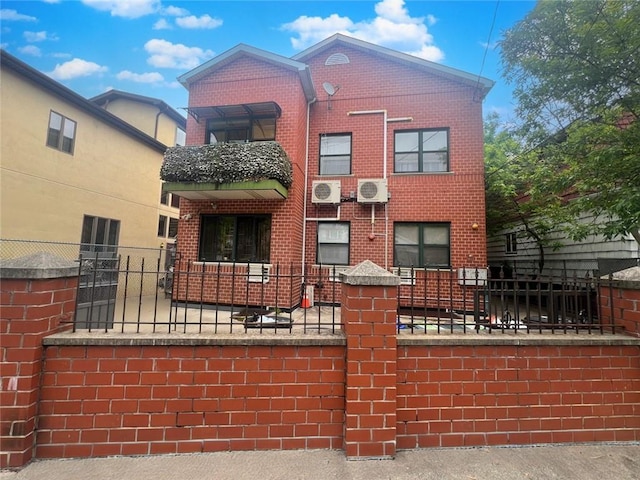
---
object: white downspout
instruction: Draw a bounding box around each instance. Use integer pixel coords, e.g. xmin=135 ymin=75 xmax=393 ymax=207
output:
xmin=301 ymin=98 xmax=316 ymax=276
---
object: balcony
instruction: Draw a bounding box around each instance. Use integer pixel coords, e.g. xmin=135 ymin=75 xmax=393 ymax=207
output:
xmin=160 ymin=141 xmax=292 ymax=200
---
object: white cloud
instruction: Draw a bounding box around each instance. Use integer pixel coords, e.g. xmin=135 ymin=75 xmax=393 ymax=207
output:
xmin=144 ymin=39 xmax=214 ymax=69
xmin=282 ymin=14 xmax=354 ymax=50
xmin=81 ymin=0 xmax=159 ymax=19
xmin=116 ymin=70 xmax=164 ymax=83
xmin=18 ymin=45 xmax=42 ymax=57
xmin=48 ymin=58 xmax=108 ymax=80
xmin=162 ymin=5 xmax=189 ymax=16
xmin=24 ymin=30 xmax=58 ymax=42
xmin=175 ymin=14 xmax=222 ymax=30
xmin=153 ymin=18 xmax=172 ymax=30
xmin=282 ymin=0 xmax=444 ymax=62
xmin=0 ymin=9 xmax=37 ymax=22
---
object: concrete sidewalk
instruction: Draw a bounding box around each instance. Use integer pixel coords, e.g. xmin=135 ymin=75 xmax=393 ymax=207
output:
xmin=2 ymin=444 xmax=639 ymax=480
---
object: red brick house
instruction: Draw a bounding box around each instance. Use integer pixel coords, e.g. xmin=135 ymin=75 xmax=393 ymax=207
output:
xmin=161 ymin=34 xmax=493 ymax=309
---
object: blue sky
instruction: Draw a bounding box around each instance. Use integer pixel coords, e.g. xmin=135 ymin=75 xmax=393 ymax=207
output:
xmin=1 ymin=0 xmax=535 ymax=123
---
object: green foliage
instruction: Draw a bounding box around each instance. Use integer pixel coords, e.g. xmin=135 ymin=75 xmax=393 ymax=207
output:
xmin=160 ymin=141 xmax=293 ymax=188
xmin=497 ymin=0 xmax=640 ymax=244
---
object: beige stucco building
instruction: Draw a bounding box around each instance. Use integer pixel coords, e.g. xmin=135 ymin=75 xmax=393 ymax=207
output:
xmin=0 ymin=51 xmax=186 ymax=252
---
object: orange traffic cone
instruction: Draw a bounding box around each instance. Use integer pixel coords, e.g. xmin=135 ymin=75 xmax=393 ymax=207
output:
xmin=301 ymin=293 xmax=311 ymax=309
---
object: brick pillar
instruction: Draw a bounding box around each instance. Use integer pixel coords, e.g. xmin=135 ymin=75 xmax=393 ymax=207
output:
xmin=0 ymin=253 xmax=78 ymax=469
xmin=599 ymin=267 xmax=640 ymax=337
xmin=340 ymin=260 xmax=400 ymax=459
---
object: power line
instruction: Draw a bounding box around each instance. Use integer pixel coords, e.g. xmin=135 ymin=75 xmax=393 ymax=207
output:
xmin=474 ymin=0 xmax=500 ymax=102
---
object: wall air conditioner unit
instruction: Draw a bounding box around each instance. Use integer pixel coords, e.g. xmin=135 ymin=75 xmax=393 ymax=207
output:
xmin=312 ymin=180 xmax=341 ymax=204
xmin=357 ymin=179 xmax=388 ymax=203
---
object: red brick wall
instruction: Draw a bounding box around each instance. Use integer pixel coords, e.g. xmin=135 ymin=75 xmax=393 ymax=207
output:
xmin=0 ymin=276 xmax=76 ymax=468
xmin=33 ymin=340 xmax=639 ymax=461
xmin=397 ymin=344 xmax=640 ymax=448
xmin=175 ymin=43 xmax=487 ymax=307
xmin=303 ymin=44 xmax=487 ymax=270
xmin=599 ymin=284 xmax=640 ymax=337
xmin=177 ymin=55 xmax=309 ymax=280
xmin=36 ymin=344 xmax=345 ymax=458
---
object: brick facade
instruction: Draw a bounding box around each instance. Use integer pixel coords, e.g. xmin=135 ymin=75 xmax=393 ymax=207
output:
xmin=171 ymin=35 xmax=488 ymax=307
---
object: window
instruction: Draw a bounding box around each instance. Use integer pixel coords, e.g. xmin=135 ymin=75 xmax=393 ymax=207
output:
xmin=506 ymin=232 xmax=517 ymax=254
xmin=206 ymin=117 xmax=276 ymax=144
xmin=175 ymin=127 xmax=186 ymax=146
xmin=394 ymin=129 xmax=449 ymax=173
xmin=317 ymin=222 xmax=350 ymax=265
xmin=160 ymin=191 xmax=180 ymax=208
xmin=80 ymin=215 xmax=120 ymax=253
xmin=46 ymin=111 xmax=76 ymax=154
xmin=168 ymin=218 xmax=178 ymax=238
xmin=320 ymin=134 xmax=351 ymax=175
xmin=158 ymin=215 xmax=167 ymax=237
xmin=394 ymin=223 xmax=450 ymax=267
xmin=199 ymin=215 xmax=271 ymax=262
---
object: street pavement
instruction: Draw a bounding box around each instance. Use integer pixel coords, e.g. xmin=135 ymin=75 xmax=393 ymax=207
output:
xmin=1 ymin=443 xmax=639 ymax=480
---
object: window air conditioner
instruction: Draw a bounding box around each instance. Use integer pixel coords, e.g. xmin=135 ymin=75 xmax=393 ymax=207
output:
xmin=312 ymin=180 xmax=341 ymax=204
xmin=357 ymin=179 xmax=388 ymax=203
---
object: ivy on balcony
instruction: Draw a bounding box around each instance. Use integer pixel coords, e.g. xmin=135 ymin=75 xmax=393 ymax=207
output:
xmin=160 ymin=141 xmax=293 ymax=188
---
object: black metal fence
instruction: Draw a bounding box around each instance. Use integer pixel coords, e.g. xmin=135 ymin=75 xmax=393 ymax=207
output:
xmin=1 ymin=239 xmax=633 ymax=336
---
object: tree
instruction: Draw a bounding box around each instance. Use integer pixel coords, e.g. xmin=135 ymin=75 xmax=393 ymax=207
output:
xmin=498 ymin=0 xmax=640 ymax=245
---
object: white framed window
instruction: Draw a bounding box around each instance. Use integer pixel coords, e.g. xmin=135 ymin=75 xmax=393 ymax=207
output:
xmin=506 ymin=232 xmax=517 ymax=254
xmin=317 ymin=222 xmax=350 ymax=265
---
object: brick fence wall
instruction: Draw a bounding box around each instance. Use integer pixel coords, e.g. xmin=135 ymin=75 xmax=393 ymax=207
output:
xmin=36 ymin=343 xmax=345 ymax=459
xmin=599 ymin=268 xmax=640 ymax=337
xmin=1 ymin=256 xmax=640 ymax=469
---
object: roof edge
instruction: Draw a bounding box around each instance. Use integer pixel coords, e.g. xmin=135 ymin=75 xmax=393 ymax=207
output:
xmin=90 ymin=89 xmax=186 ymax=128
xmin=1 ymin=50 xmax=168 ymax=152
xmin=292 ymin=33 xmax=494 ymax=96
xmin=177 ymin=44 xmax=317 ymax=102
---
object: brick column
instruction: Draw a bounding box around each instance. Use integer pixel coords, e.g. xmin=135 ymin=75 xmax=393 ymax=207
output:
xmin=340 ymin=260 xmax=400 ymax=459
xmin=598 ymin=267 xmax=640 ymax=337
xmin=0 ymin=253 xmax=78 ymax=468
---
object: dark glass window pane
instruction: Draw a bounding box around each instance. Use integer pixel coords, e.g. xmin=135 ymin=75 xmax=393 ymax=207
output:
xmin=158 ymin=215 xmax=167 ymax=237
xmin=168 ymin=218 xmax=178 ymax=238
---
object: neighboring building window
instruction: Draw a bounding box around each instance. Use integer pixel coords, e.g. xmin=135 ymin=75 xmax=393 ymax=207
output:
xmin=206 ymin=117 xmax=276 ymax=144
xmin=394 ymin=223 xmax=450 ymax=267
xmin=158 ymin=215 xmax=167 ymax=237
xmin=394 ymin=129 xmax=449 ymax=173
xmin=320 ymin=134 xmax=351 ymax=175
xmin=46 ymin=111 xmax=76 ymax=154
xmin=170 ymin=194 xmax=180 ymax=209
xmin=506 ymin=232 xmax=517 ymax=254
xmin=317 ymin=222 xmax=350 ymax=265
xmin=168 ymin=218 xmax=179 ymax=238
xmin=80 ymin=215 xmax=120 ymax=253
xmin=175 ymin=127 xmax=186 ymax=146
xmin=199 ymin=215 xmax=271 ymax=262
xmin=160 ymin=191 xmax=169 ymax=205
